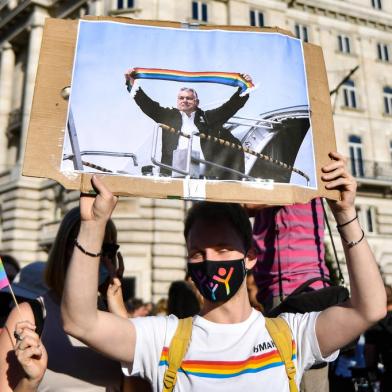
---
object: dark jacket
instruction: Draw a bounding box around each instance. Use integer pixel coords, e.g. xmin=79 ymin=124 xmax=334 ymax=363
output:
xmin=134 ymin=87 xmax=249 ymax=179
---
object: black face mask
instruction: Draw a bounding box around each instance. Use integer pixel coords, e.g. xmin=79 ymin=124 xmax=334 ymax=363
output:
xmin=187 ymin=258 xmax=247 ymax=302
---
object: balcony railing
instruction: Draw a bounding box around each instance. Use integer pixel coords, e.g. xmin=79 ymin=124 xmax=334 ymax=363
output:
xmin=349 ymin=158 xmax=392 ymax=182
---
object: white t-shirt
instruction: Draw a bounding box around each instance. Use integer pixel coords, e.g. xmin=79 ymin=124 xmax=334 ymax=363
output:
xmin=123 ymin=309 xmax=338 ymax=391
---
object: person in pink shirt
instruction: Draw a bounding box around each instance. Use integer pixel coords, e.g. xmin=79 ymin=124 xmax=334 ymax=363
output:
xmin=252 ymin=198 xmax=329 ymax=311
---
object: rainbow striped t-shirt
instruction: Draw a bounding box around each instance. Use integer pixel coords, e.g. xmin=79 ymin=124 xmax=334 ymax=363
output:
xmin=122 ymin=310 xmax=338 ymax=391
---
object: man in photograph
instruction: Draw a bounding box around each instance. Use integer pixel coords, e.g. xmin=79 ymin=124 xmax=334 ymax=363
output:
xmin=125 ymin=68 xmax=252 ymax=180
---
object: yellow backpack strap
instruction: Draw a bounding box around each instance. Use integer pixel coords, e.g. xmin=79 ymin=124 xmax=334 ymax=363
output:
xmin=265 ymin=317 xmax=298 ymax=392
xmin=162 ymin=317 xmax=193 ymax=392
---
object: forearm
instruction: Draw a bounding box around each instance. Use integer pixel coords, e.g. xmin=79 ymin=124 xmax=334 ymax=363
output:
xmin=61 ymin=221 xmax=106 ymax=337
xmin=335 ymin=207 xmax=386 ymax=323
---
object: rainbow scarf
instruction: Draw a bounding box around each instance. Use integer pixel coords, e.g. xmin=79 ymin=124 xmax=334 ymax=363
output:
xmin=129 ymin=68 xmax=254 ymax=93
xmin=0 ymin=258 xmax=10 ymax=290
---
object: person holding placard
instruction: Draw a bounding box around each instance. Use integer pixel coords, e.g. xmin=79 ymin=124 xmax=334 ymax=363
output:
xmin=62 ymin=152 xmax=386 ymax=391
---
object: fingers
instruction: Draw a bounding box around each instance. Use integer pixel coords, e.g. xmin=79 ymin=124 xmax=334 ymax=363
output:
xmin=15 ymin=335 xmax=41 ymax=352
xmin=324 ymin=176 xmax=355 ymax=191
xmin=124 ymin=68 xmax=136 ymax=85
xmin=110 ymin=277 xmax=122 ymax=292
xmin=107 ymin=277 xmax=122 ymax=297
xmin=322 ymin=166 xmax=348 ymax=181
xmin=92 ymin=176 xmax=118 ymax=210
xmin=80 ymin=176 xmax=118 ymax=224
xmin=328 ymin=151 xmax=345 ymax=162
xmin=322 ymin=152 xmax=347 ymax=172
xmin=14 ymin=321 xmax=36 ymax=344
xmin=241 ymin=73 xmax=252 ymax=82
xmin=91 ymin=176 xmax=113 ymax=199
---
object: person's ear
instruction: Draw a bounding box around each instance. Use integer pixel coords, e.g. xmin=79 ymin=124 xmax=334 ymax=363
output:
xmin=245 ymin=248 xmax=257 ymax=270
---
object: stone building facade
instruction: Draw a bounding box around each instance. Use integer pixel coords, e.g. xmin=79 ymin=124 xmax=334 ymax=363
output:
xmin=0 ymin=0 xmax=391 ymax=302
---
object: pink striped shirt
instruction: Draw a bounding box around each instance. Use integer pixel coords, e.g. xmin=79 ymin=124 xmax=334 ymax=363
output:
xmin=252 ymin=198 xmax=329 ymax=303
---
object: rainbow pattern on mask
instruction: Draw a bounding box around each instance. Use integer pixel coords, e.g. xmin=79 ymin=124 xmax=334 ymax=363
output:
xmin=131 ymin=68 xmax=254 ymax=93
xmin=158 ymin=342 xmax=296 ymax=378
xmin=0 ymin=258 xmax=10 ymax=290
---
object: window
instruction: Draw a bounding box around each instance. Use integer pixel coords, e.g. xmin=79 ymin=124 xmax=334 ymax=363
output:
xmin=338 ymin=35 xmax=351 ymax=54
xmin=377 ymin=43 xmax=390 ymax=62
xmin=250 ymin=10 xmax=264 ymax=27
xmin=342 ymin=80 xmax=357 ymax=109
xmin=349 ymin=135 xmax=364 ymax=177
xmin=192 ymin=1 xmax=208 ymax=22
xmin=384 ymin=87 xmax=392 ymax=114
xmin=371 ymin=0 xmax=382 ymax=10
xmin=358 ymin=207 xmax=376 ymax=234
xmin=117 ymin=0 xmax=134 ymax=9
xmin=365 ymin=207 xmax=375 ymax=233
xmin=295 ymin=24 xmax=308 ymax=42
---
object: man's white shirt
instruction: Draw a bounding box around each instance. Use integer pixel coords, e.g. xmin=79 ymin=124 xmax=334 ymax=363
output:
xmin=177 ymin=111 xmax=206 ymax=175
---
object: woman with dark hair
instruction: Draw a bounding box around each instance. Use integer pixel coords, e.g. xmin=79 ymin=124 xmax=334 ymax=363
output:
xmin=0 ymin=207 xmax=123 ymax=391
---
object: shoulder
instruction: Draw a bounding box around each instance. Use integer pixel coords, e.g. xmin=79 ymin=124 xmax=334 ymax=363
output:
xmin=279 ymin=312 xmax=319 ymax=333
xmin=131 ymin=314 xmax=179 ymax=336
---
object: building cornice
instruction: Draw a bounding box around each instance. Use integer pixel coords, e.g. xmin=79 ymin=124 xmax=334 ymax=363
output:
xmin=285 ymin=0 xmax=392 ymax=31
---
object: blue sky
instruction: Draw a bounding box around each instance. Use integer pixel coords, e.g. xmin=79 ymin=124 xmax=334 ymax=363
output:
xmin=62 ymin=20 xmax=315 ymax=187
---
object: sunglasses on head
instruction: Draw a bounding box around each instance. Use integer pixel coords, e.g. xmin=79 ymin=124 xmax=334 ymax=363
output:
xmin=102 ymin=243 xmax=120 ymax=257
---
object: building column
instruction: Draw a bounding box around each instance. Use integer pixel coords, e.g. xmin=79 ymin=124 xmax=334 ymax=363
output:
xmin=18 ymin=6 xmax=48 ymax=171
xmin=0 ymin=42 xmax=15 ymax=172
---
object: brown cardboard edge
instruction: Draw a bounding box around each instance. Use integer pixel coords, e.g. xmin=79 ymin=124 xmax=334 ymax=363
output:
xmin=81 ymin=16 xmax=294 ymax=36
xmin=23 ymin=17 xmax=339 ymax=204
xmin=23 ymin=18 xmax=81 ymax=190
xmin=303 ymin=42 xmax=339 ymax=201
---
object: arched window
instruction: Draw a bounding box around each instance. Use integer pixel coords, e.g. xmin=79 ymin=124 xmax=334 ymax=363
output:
xmin=348 ymin=135 xmax=364 ymax=177
xmin=342 ymin=80 xmax=357 ymax=108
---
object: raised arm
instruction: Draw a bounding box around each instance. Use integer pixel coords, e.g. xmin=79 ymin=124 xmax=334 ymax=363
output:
xmin=316 ymin=152 xmax=386 ymax=357
xmin=61 ymin=176 xmax=136 ymax=363
xmin=206 ymin=86 xmax=250 ymax=127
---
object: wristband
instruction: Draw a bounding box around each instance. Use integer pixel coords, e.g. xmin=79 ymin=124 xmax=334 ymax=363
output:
xmin=336 ymin=213 xmax=358 ymax=229
xmin=339 ymin=229 xmax=365 ymax=248
xmin=74 ymin=239 xmax=102 ymax=257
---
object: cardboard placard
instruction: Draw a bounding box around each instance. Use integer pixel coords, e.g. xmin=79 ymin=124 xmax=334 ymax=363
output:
xmin=23 ymin=17 xmax=338 ymax=204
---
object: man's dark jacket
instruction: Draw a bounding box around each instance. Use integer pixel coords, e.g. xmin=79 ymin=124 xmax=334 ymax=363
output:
xmin=134 ymin=87 xmax=249 ymax=179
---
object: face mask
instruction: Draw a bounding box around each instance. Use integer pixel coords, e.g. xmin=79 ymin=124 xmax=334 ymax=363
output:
xmin=98 ymin=263 xmax=110 ymax=286
xmin=187 ymin=258 xmax=247 ymax=302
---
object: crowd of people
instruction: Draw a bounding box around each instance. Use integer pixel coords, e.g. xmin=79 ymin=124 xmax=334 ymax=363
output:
xmin=0 ymin=152 xmax=390 ymax=391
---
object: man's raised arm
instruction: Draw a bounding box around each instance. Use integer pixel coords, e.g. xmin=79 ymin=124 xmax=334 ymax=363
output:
xmin=61 ymin=176 xmax=136 ymax=363
xmin=316 ymin=152 xmax=387 ymax=357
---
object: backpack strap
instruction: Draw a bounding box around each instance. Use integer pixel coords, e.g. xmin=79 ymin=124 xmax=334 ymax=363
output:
xmin=265 ymin=317 xmax=298 ymax=392
xmin=163 ymin=317 xmax=193 ymax=392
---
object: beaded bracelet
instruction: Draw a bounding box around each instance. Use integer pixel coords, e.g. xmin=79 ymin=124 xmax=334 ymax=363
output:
xmin=336 ymin=213 xmax=358 ymax=229
xmin=339 ymin=229 xmax=365 ymax=249
xmin=74 ymin=239 xmax=102 ymax=257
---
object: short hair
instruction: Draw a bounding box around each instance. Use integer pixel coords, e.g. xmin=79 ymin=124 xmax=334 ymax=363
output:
xmin=184 ymin=202 xmax=252 ymax=251
xmin=178 ymin=87 xmax=199 ymax=100
xmin=126 ymin=298 xmax=144 ymax=312
xmin=45 ymin=207 xmax=117 ymax=299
